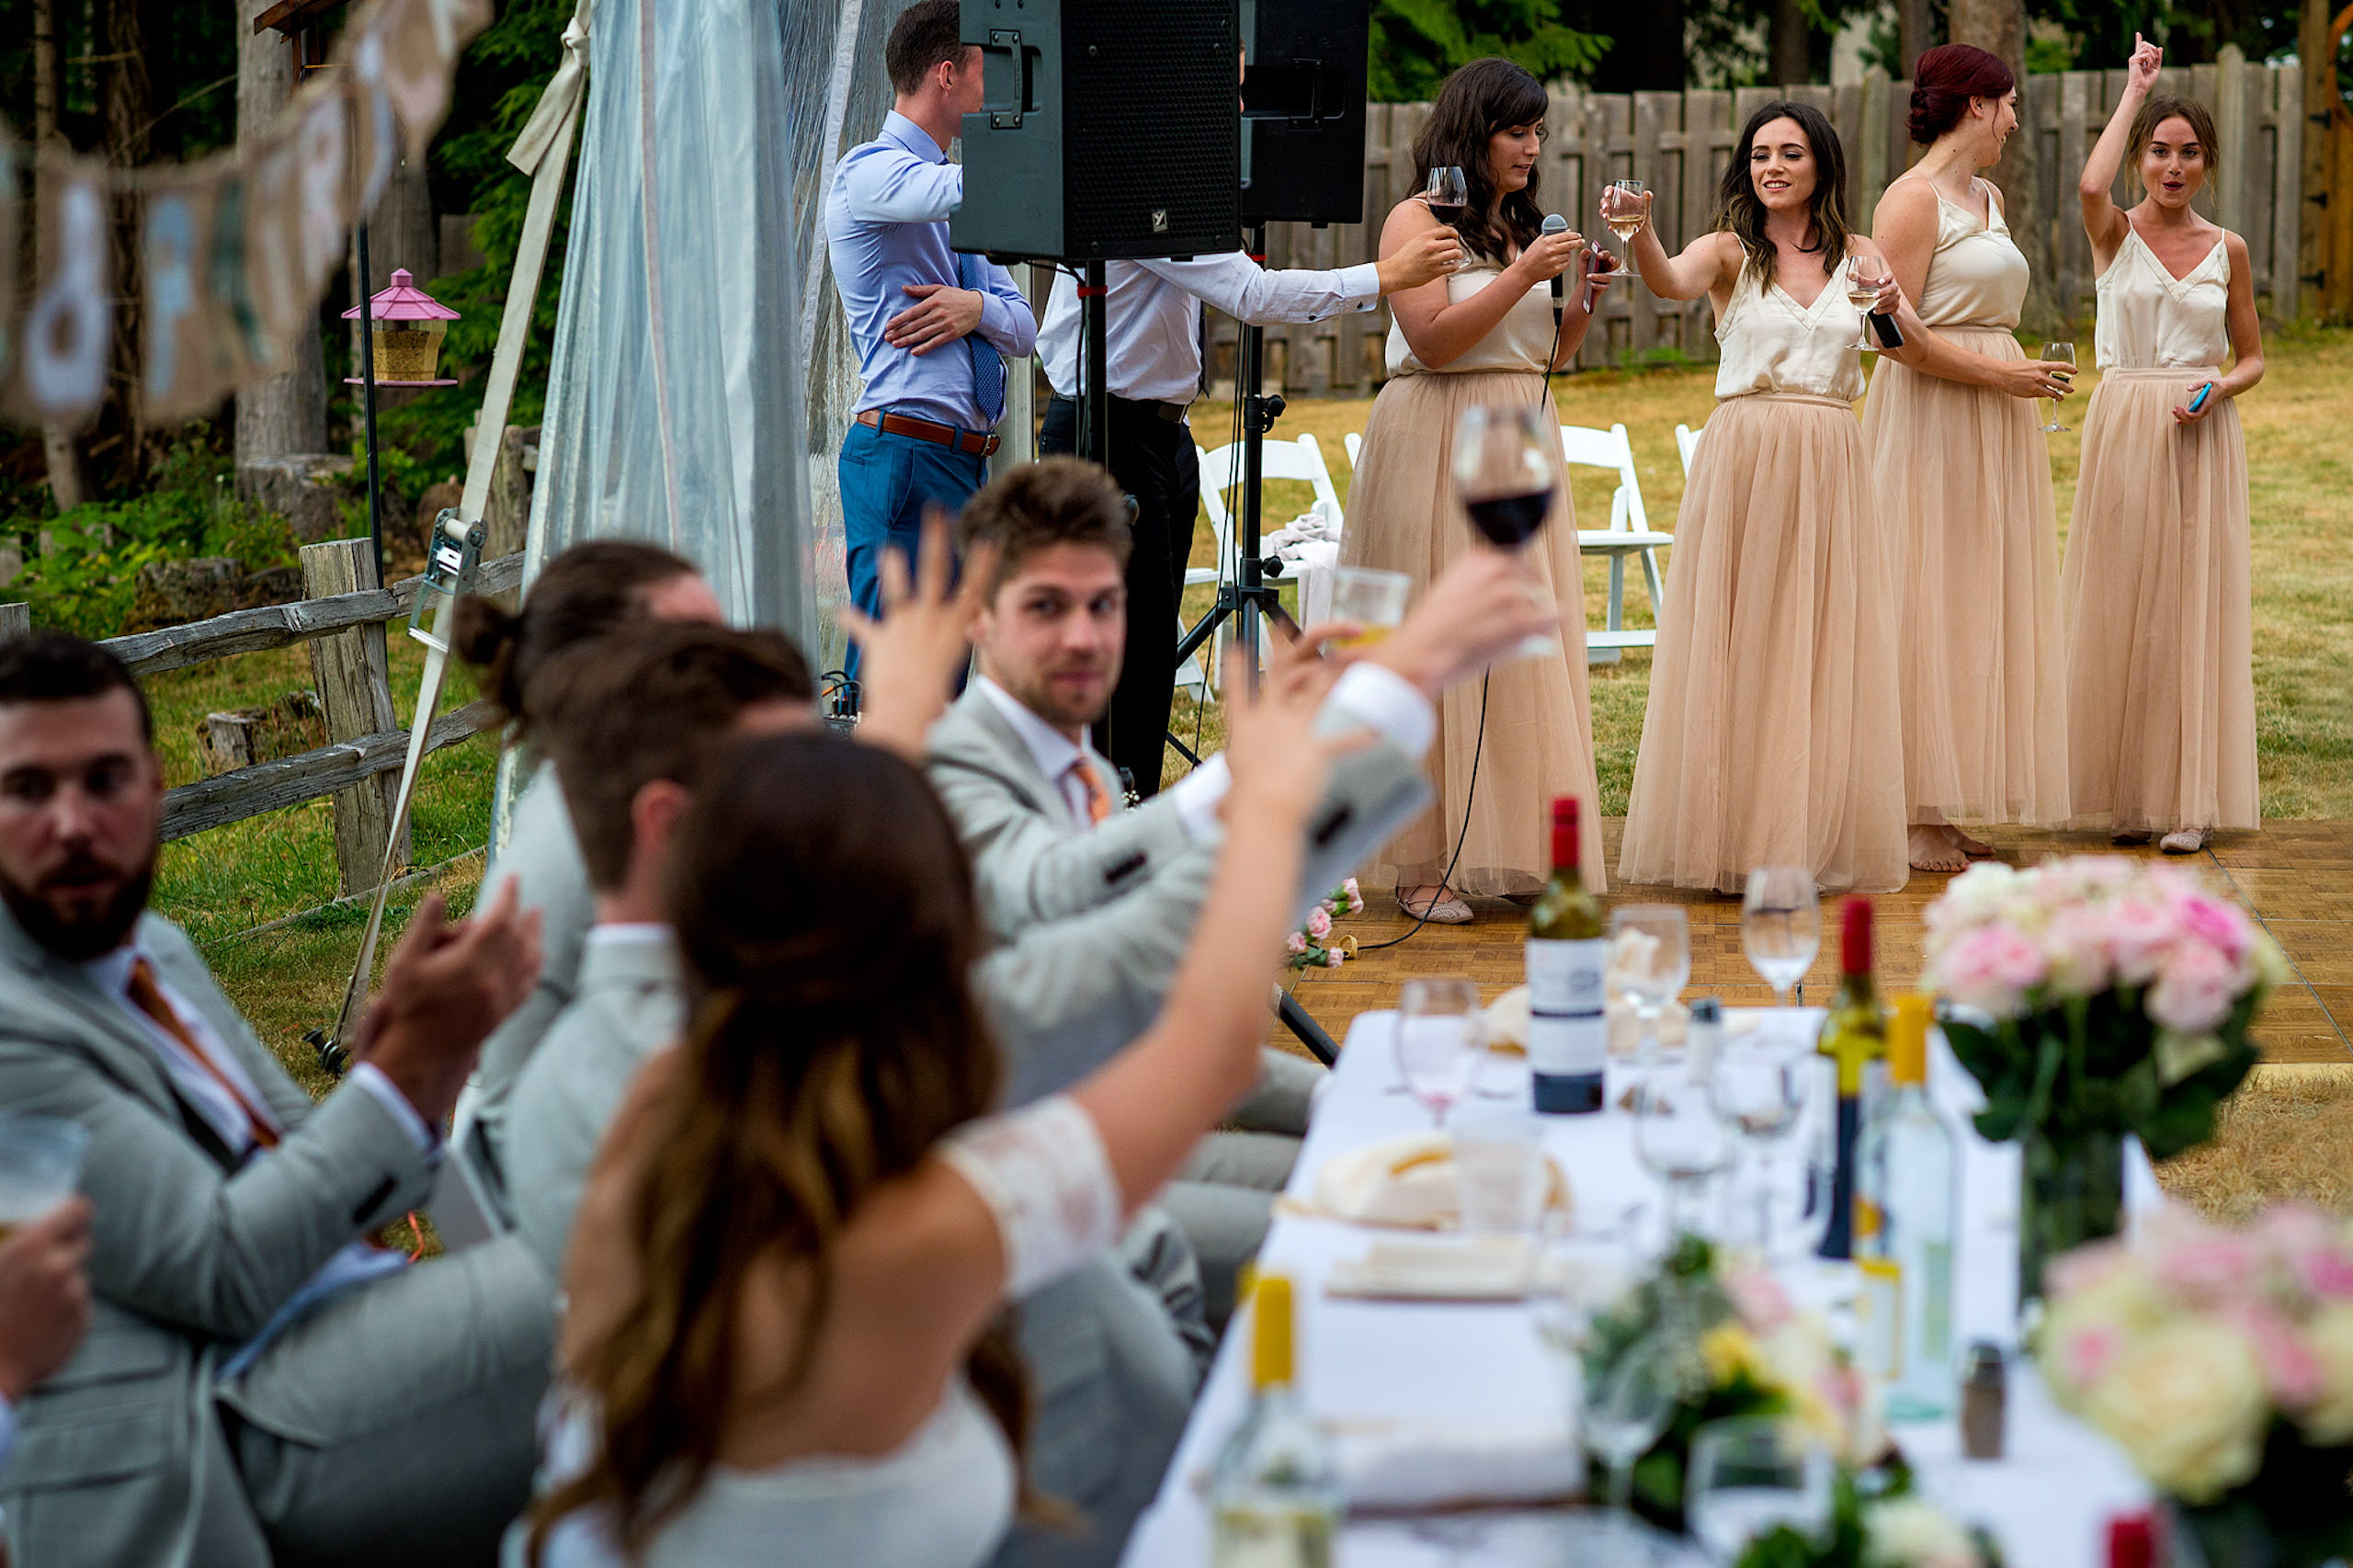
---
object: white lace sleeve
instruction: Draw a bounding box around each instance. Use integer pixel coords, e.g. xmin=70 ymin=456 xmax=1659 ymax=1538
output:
xmin=938 ymin=1096 xmax=1123 ymax=1300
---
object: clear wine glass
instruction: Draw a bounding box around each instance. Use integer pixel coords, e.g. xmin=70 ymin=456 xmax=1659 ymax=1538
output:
xmin=1608 ymin=904 xmax=1689 ymax=1064
xmin=1708 ymin=1046 xmax=1814 ymax=1261
xmin=1452 ymin=403 xmax=1563 ymax=658
xmin=1424 ymin=165 xmax=1471 ymax=272
xmin=1740 ymin=866 xmax=1819 ymax=1012
xmin=1604 ymin=178 xmax=1648 ymax=241
xmin=1847 ymin=254 xmax=1893 ymax=352
xmin=1631 ymin=1065 xmax=1734 ymax=1242
xmin=1584 ymin=1332 xmax=1682 ymax=1550
xmin=1686 ymin=1417 xmax=1836 ymax=1562
xmin=1395 ymin=977 xmax=1484 ymax=1128
xmin=2040 ymin=341 xmax=2075 ymax=432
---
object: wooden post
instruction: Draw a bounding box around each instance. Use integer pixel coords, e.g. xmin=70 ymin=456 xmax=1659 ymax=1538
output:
xmin=301 ymin=538 xmax=406 ymax=896
xmin=0 ymin=603 xmax=28 ymax=641
xmin=481 ymin=426 xmax=532 ymax=562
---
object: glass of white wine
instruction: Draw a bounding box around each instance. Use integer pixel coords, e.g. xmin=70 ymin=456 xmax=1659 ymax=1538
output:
xmin=1330 ymin=566 xmax=1410 ymax=652
xmin=2040 ymin=341 xmax=2075 ymax=432
xmin=0 ymin=1113 xmax=86 ymax=1240
xmin=1603 ymin=177 xmax=1647 ymax=242
xmin=1847 ymin=254 xmax=1893 ymax=351
xmin=1740 ymin=865 xmax=1819 ymax=1011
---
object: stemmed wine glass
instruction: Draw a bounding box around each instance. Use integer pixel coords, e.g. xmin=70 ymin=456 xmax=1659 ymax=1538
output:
xmin=1708 ymin=1048 xmax=1814 ymax=1261
xmin=1608 ymin=904 xmax=1689 ymax=1064
xmin=1631 ymin=1064 xmax=1734 ymax=1242
xmin=1740 ymin=866 xmax=1819 ymax=1012
xmin=2040 ymin=341 xmax=2076 ymax=432
xmin=1452 ymin=403 xmax=1562 ymax=657
xmin=1847 ymin=254 xmax=1893 ymax=351
xmin=1394 ymin=977 xmax=1485 ymax=1128
xmin=1686 ymin=1417 xmax=1836 ymax=1562
xmin=1603 ymin=178 xmax=1648 ymax=242
xmin=1424 ymin=165 xmax=1471 ymax=272
xmin=1584 ymin=1333 xmax=1682 ymax=1553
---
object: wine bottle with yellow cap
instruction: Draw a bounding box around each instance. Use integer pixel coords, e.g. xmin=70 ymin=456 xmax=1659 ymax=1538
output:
xmin=1815 ymin=897 xmax=1886 ymax=1260
xmin=1859 ymin=994 xmax=1959 ymax=1418
xmin=1211 ymin=1273 xmax=1341 ymax=1568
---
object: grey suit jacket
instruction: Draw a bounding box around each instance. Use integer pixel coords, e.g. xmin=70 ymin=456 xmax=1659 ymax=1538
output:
xmin=0 ymin=906 xmax=438 ymax=1568
xmin=928 ymin=687 xmax=1430 ymax=1107
xmin=472 ymin=762 xmax=596 ymax=1165
xmin=504 ymin=933 xmax=686 ymax=1280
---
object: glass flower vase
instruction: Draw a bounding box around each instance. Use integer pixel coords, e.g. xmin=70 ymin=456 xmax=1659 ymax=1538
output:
xmin=2018 ymin=1127 xmax=2126 ymax=1311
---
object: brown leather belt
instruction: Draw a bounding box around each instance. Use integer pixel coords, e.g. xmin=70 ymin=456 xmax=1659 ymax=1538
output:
xmin=855 ymin=408 xmax=1001 ymax=456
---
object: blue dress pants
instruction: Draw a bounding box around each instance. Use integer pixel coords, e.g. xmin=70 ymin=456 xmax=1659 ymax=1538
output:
xmin=837 ymin=418 xmax=987 ymax=682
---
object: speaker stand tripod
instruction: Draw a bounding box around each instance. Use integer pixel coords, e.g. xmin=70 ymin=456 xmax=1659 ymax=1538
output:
xmin=1155 ymin=226 xmax=1337 ymax=1065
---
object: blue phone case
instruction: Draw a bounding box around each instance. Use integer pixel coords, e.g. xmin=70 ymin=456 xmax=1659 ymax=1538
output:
xmin=2188 ymin=382 xmax=2214 ymax=413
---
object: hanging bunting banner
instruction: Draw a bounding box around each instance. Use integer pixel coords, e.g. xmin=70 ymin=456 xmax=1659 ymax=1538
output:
xmin=0 ymin=0 xmax=493 ymax=427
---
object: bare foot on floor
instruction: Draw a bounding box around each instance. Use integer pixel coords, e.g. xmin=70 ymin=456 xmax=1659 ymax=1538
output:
xmin=1951 ymin=826 xmax=1997 ymax=858
xmin=1909 ymin=824 xmax=1970 ymax=873
xmin=2113 ymin=830 xmax=2154 ymax=846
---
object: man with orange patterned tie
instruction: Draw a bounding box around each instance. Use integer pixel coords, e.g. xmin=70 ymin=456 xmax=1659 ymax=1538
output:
xmin=926 ymin=459 xmax=1555 ymax=1322
xmin=0 ymin=634 xmax=554 ymax=1568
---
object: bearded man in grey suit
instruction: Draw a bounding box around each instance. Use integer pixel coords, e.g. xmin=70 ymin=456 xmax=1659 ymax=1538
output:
xmin=0 ymin=634 xmax=555 ymax=1568
xmin=930 ymin=460 xmax=1559 ymax=1318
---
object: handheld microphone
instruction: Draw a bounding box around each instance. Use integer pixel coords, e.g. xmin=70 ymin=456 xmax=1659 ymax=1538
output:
xmin=1541 ymin=214 xmax=1568 ymax=324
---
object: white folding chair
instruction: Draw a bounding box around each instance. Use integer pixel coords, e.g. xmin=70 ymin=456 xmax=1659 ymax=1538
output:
xmin=1342 ymin=430 xmax=1362 ymax=469
xmin=1676 ymin=421 xmax=1702 ymax=476
xmin=1563 ymin=422 xmax=1671 ymax=662
xmin=1181 ymin=435 xmax=1346 ymax=691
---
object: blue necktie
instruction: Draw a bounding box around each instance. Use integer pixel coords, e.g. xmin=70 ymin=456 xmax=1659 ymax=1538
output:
xmin=955 ymin=249 xmax=1005 ymax=428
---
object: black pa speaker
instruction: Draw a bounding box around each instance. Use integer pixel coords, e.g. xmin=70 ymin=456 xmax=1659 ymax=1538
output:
xmin=1239 ymin=0 xmax=1370 ymax=227
xmin=951 ymin=0 xmax=1242 ymax=265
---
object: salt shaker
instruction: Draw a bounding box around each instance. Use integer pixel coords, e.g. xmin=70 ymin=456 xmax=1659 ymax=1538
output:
xmin=1687 ymin=996 xmax=1723 ymax=1081
xmin=1960 ymin=1340 xmax=2006 ymax=1459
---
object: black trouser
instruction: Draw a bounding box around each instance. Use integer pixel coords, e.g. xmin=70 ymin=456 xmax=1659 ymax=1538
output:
xmin=1040 ymin=392 xmax=1200 ymax=800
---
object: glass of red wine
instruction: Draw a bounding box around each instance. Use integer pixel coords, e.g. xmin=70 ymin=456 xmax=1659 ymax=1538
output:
xmin=1453 ymin=403 xmax=1563 ymax=658
xmin=1424 ymin=165 xmax=1471 ymax=272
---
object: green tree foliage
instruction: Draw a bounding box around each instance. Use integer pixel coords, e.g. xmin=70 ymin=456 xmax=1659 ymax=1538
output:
xmin=1367 ymin=0 xmax=1607 ymax=102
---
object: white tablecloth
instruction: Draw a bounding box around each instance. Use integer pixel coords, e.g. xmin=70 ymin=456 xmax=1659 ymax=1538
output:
xmin=1120 ymin=1009 xmax=2159 ymax=1568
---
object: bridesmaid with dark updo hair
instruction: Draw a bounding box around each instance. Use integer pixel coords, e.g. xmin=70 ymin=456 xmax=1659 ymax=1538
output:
xmin=1862 ymin=43 xmax=2077 ymax=873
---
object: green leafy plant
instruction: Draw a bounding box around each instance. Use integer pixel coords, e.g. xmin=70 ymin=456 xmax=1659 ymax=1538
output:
xmin=1368 ymin=0 xmax=1607 ymax=103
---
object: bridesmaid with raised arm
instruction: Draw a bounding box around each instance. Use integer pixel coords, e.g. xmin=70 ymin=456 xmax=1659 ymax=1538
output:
xmin=1340 ymin=58 xmax=1613 ymax=921
xmin=1864 ymin=45 xmax=2076 ymax=872
xmin=2064 ymin=35 xmax=2263 ymax=854
xmin=1610 ymin=102 xmax=1936 ymax=895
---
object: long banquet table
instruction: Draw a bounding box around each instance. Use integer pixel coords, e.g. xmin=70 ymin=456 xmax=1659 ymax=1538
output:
xmin=1120 ymin=1009 xmax=2164 ymax=1568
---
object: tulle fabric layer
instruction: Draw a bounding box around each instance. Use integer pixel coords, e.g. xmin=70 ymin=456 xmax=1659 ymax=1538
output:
xmin=1618 ymin=393 xmax=1908 ymax=894
xmin=1862 ymin=330 xmax=2071 ymax=826
xmin=1338 ymin=369 xmax=1606 ymax=895
xmin=2059 ymin=368 xmax=2257 ymax=835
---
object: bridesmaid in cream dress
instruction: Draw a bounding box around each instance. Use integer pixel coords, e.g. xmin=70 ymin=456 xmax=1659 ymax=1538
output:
xmin=1865 ymin=45 xmax=2076 ymax=872
xmin=1341 ymin=59 xmax=1611 ymax=919
xmin=2064 ymin=36 xmax=2264 ymax=854
xmin=1612 ymin=102 xmax=1939 ymax=895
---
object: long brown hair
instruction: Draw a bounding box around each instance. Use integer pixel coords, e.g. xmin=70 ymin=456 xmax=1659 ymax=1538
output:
xmin=527 ymin=733 xmax=1029 ymax=1561
xmin=454 ymin=540 xmax=699 ymax=737
xmin=1715 ymin=100 xmax=1852 ymax=287
xmin=1410 ymin=57 xmax=1549 ymax=266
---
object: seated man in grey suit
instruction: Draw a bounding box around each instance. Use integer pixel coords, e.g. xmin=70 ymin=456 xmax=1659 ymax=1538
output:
xmin=931 ymin=460 xmax=1557 ymax=1317
xmin=503 ymin=622 xmax=817 ymax=1274
xmin=0 ymin=634 xmax=556 ymax=1568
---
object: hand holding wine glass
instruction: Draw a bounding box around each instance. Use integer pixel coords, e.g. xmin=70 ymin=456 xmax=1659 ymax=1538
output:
xmin=1847 ymin=254 xmax=1896 ymax=351
xmin=2039 ymin=342 xmax=2075 ymax=432
xmin=1600 ymin=179 xmax=1651 ymax=242
xmin=1422 ymin=165 xmax=1471 ymax=272
xmin=1451 ymin=404 xmax=1563 ymax=660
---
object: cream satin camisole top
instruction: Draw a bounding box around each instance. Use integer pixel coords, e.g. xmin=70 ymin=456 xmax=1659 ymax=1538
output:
xmin=1712 ymin=251 xmax=1867 ymax=402
xmin=2094 ymin=225 xmax=2231 ymax=370
xmin=1386 ymin=262 xmax=1557 ymax=377
xmin=1903 ymin=177 xmax=2029 ymax=329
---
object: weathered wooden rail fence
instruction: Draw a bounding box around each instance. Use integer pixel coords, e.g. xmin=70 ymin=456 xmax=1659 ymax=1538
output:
xmin=0 ymin=438 xmax=534 ymax=898
xmin=1218 ymin=56 xmax=2307 ymax=399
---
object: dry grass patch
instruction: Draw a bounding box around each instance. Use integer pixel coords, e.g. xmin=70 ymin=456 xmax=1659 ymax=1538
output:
xmin=2157 ymin=1064 xmax=2353 ymax=1221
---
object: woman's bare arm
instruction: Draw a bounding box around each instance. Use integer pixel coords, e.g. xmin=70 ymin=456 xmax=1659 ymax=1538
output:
xmin=2083 ymin=35 xmax=2162 ymax=274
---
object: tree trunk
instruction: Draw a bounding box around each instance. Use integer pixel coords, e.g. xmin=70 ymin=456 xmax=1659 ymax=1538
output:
xmin=1897 ymin=0 xmax=1938 ymax=76
xmin=2300 ymin=0 xmax=2336 ymax=320
xmin=101 ymin=0 xmax=154 ymax=482
xmin=1949 ymin=0 xmax=2058 ymax=331
xmin=234 ymin=13 xmax=327 ymax=466
xmin=31 ymin=0 xmax=89 ymax=514
xmin=1768 ymin=0 xmax=1813 ymax=85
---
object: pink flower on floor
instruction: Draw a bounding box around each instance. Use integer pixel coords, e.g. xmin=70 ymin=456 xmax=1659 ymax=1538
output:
xmin=1343 ymin=877 xmax=1362 ymax=905
xmin=1306 ymin=906 xmax=1334 ymax=940
xmin=2149 ymin=942 xmax=2239 ymax=1036
xmin=1324 ymin=947 xmax=1346 ymax=968
xmin=1938 ymin=926 xmax=2049 ymax=1015
xmin=1285 ymin=930 xmax=1310 ymax=955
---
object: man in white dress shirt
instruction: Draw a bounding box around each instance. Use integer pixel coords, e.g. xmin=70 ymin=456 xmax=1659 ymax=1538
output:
xmin=1034 ymin=230 xmax=1460 ymax=798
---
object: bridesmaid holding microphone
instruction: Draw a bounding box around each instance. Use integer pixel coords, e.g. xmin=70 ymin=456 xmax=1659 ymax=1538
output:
xmin=2064 ymin=34 xmax=2264 ymax=853
xmin=1863 ymin=45 xmax=2077 ymax=873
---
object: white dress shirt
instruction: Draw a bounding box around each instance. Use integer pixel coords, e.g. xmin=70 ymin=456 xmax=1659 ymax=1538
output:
xmin=1038 ymin=253 xmax=1381 ymax=405
xmin=973 ymin=663 xmax=1435 ymax=840
xmin=83 ymin=943 xmax=438 ymax=1376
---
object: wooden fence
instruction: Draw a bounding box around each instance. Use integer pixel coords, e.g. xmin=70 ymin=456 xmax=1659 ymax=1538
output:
xmin=1217 ymin=54 xmax=2307 ymax=398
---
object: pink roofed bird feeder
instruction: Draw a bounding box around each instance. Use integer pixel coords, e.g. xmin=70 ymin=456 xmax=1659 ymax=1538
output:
xmin=343 ymin=268 xmax=460 ymax=387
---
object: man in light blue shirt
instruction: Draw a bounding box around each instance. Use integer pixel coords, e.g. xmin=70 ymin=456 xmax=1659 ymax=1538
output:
xmin=825 ymin=0 xmax=1037 ymax=679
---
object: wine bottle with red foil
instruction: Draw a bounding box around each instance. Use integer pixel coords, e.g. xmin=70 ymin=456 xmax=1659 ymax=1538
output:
xmin=1815 ymin=897 xmax=1886 ymax=1260
xmin=1526 ymin=797 xmax=1607 ymax=1114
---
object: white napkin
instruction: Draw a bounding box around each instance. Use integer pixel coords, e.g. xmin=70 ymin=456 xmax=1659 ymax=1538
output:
xmin=1325 ymin=1236 xmax=1537 ymax=1301
xmin=1298 ymin=1134 xmax=1571 ymax=1231
xmin=1332 ymin=1416 xmax=1583 ymax=1511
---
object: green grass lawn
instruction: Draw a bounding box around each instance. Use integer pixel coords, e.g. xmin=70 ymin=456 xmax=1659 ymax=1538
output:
xmin=158 ymin=325 xmax=2350 ymax=1080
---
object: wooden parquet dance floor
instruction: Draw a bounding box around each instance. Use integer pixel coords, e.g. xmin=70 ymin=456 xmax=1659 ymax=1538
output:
xmin=1278 ymin=820 xmax=2353 ymax=1065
